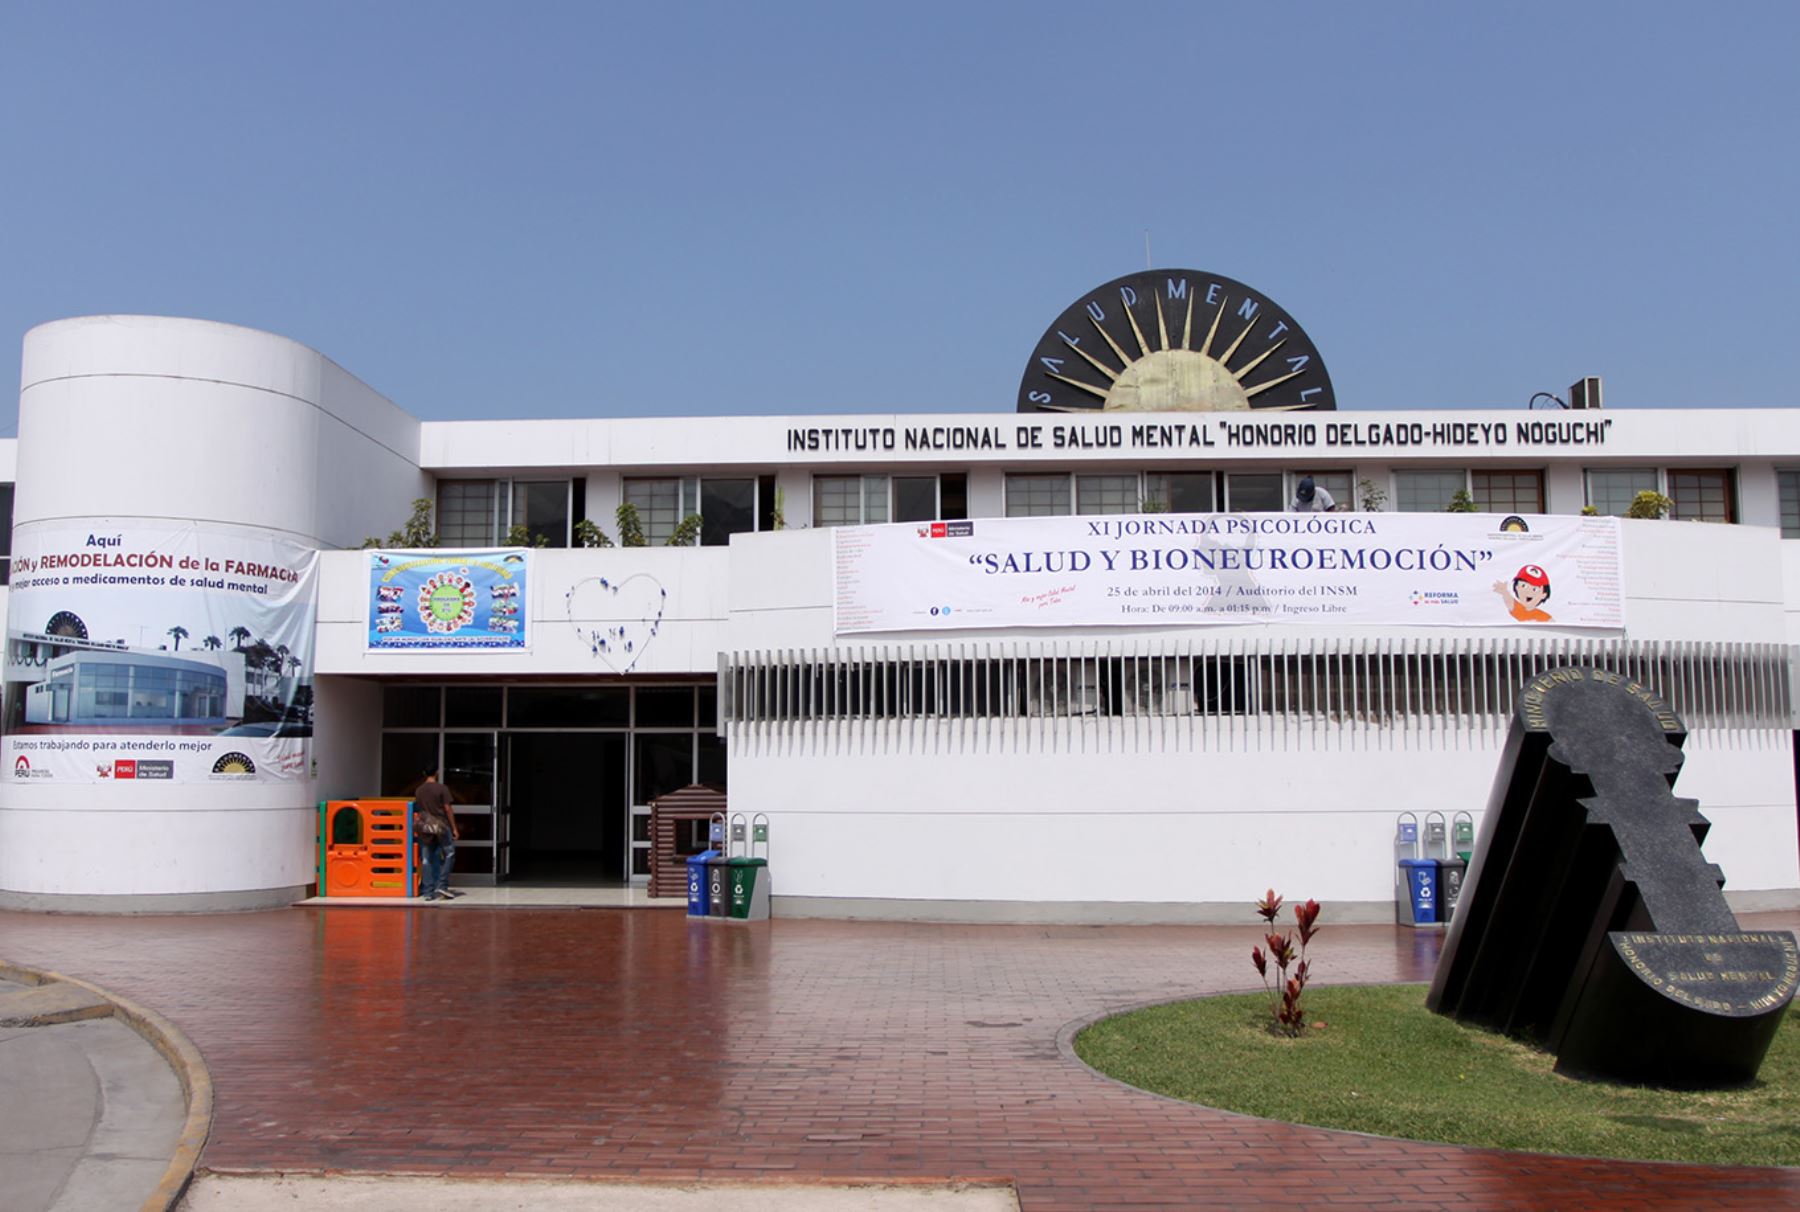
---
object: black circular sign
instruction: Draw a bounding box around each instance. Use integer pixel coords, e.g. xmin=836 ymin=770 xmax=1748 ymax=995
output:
xmin=1017 ymin=269 xmax=1334 ymax=414
xmin=45 ymin=611 xmax=89 ymax=640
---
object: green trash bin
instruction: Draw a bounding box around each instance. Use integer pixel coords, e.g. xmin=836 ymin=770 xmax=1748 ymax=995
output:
xmin=726 ymin=856 xmax=770 ymax=921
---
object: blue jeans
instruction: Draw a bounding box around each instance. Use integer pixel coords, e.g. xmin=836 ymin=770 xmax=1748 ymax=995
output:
xmin=420 ymin=835 xmax=456 ymax=897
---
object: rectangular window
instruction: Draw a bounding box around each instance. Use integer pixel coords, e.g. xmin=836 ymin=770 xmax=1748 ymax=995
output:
xmin=506 ymin=686 xmax=630 ymax=728
xmin=1143 ymin=471 xmax=1214 ymax=513
xmin=1394 ymin=470 xmax=1468 ymax=513
xmin=1585 ymin=468 xmax=1660 ymax=517
xmin=700 ymin=478 xmax=756 ymax=547
xmin=623 ymin=477 xmax=698 ymax=545
xmin=382 ymin=685 xmax=440 ymax=728
xmin=511 ymin=480 xmax=571 ymax=548
xmin=1667 ymin=468 xmax=1735 ymax=523
xmin=436 ymin=480 xmax=498 ymax=547
xmin=1471 ymin=469 xmax=1544 ymax=514
xmin=1005 ymin=473 xmax=1072 ymax=517
xmin=1778 ymin=471 xmax=1800 ymax=538
xmin=1289 ymin=470 xmax=1353 ymax=511
xmin=1075 ymin=474 xmax=1138 ymax=515
xmin=939 ymin=473 xmax=968 ymax=521
xmin=1225 ymin=473 xmax=1283 ymax=512
xmin=812 ymin=475 xmax=894 ymax=527
xmin=812 ymin=476 xmax=862 ymax=527
xmin=892 ymin=476 xmax=937 ymax=523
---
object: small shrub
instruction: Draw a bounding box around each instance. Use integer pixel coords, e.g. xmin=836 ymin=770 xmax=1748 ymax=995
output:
xmin=1250 ymin=890 xmax=1321 ymax=1038
xmin=1356 ymin=478 xmax=1388 ymax=512
xmin=1446 ymin=489 xmax=1478 ymax=513
xmin=505 ymin=523 xmax=549 ymax=548
xmin=358 ymin=498 xmax=438 ymax=549
xmin=1625 ymin=490 xmax=1673 ymax=520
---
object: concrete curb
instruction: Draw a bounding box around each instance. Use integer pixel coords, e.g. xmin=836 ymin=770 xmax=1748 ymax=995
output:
xmin=0 ymin=960 xmax=213 ymax=1212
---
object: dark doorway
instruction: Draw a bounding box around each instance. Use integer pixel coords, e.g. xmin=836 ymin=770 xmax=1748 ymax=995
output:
xmin=504 ymin=732 xmax=627 ymax=883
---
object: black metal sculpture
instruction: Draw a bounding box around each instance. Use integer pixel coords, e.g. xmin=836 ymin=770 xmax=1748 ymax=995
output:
xmin=1427 ymin=666 xmax=1796 ymax=1086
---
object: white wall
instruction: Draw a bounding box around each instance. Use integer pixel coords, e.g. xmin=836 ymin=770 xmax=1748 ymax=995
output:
xmin=0 ymin=316 xmax=427 ymax=906
xmin=721 ymin=520 xmax=1800 ymax=917
xmin=729 ymin=726 xmax=1795 ymax=911
xmin=314 ymin=546 xmax=731 ymax=678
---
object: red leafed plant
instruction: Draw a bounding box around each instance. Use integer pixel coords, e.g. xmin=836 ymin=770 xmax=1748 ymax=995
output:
xmin=1250 ymin=890 xmax=1321 ymax=1037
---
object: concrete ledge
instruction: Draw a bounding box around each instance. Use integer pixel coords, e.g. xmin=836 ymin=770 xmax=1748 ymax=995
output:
xmin=0 ymin=961 xmax=213 ymax=1212
xmin=1725 ymin=888 xmax=1800 ymax=912
xmin=0 ymin=979 xmax=112 ymax=1027
xmin=0 ymin=885 xmax=306 ymax=915
xmin=770 ymin=896 xmax=1401 ymax=926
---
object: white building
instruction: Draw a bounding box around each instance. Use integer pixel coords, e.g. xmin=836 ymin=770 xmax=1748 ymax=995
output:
xmin=1 ymin=309 xmax=1797 ymax=918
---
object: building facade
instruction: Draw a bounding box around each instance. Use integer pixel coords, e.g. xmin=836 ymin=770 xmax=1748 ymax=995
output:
xmin=1 ymin=312 xmax=1797 ymax=917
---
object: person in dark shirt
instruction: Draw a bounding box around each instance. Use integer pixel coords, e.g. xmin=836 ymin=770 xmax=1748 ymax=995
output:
xmin=414 ymin=769 xmax=462 ymax=901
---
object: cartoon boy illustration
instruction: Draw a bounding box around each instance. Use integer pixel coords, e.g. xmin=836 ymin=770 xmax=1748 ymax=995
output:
xmin=1494 ymin=564 xmax=1552 ymax=622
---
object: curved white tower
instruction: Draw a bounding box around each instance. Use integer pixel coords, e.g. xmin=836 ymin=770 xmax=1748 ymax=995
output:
xmin=0 ymin=316 xmax=422 ymax=910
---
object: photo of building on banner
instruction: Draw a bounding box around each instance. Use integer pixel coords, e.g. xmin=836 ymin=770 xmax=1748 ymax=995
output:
xmin=1 ymin=519 xmax=321 ymax=784
xmin=366 ymin=549 xmax=530 ymax=650
xmin=834 ymin=513 xmax=1623 ymax=634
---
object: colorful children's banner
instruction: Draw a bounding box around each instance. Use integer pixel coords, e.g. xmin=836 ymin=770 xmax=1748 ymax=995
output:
xmin=366 ymin=549 xmax=530 ymax=650
xmin=834 ymin=513 xmax=1623 ymax=634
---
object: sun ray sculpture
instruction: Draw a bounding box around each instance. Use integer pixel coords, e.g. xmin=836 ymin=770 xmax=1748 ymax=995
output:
xmin=1017 ymin=269 xmax=1336 ymax=414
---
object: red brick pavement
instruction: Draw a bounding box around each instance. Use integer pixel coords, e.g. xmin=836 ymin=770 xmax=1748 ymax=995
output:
xmin=1 ymin=907 xmax=1796 ymax=1210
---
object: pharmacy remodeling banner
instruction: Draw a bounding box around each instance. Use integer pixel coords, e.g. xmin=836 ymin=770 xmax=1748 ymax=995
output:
xmin=3 ymin=519 xmax=320 ymax=784
xmin=367 ymin=549 xmax=530 ymax=650
xmin=834 ymin=513 xmax=1623 ymax=634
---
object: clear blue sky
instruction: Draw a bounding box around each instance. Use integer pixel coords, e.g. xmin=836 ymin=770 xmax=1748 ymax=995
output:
xmin=3 ymin=2 xmax=1796 ymax=434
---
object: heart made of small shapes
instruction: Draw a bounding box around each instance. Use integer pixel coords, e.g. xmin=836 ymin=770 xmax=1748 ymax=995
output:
xmin=565 ymin=572 xmax=668 ymax=674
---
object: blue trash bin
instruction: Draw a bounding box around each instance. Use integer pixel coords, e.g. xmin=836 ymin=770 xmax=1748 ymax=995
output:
xmin=685 ymin=850 xmax=718 ymax=918
xmin=1398 ymin=857 xmax=1439 ymax=926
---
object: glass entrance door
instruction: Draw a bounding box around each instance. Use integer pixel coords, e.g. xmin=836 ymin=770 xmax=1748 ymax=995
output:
xmin=502 ymin=732 xmax=629 ymax=883
xmin=443 ymin=731 xmax=499 ymax=884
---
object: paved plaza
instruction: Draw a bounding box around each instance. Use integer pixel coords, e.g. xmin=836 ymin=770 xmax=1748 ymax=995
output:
xmin=0 ymin=906 xmax=1796 ymax=1211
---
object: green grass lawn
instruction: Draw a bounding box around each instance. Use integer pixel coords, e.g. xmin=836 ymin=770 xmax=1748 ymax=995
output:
xmin=1073 ymin=984 xmax=1800 ymax=1166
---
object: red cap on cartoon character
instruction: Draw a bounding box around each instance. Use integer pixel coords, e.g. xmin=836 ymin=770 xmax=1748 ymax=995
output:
xmin=1515 ymin=564 xmax=1549 ymax=587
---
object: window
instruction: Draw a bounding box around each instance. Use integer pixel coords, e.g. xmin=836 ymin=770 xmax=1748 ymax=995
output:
xmin=1585 ymin=468 xmax=1659 ymax=517
xmin=623 ymin=477 xmax=699 ymax=545
xmin=438 ymin=478 xmax=576 ymax=547
xmin=814 ymin=474 xmax=958 ymax=526
xmin=813 ymin=475 xmax=890 ymax=527
xmin=1225 ymin=473 xmax=1283 ymax=512
xmin=1778 ymin=471 xmax=1800 ymax=538
xmin=1006 ymin=474 xmax=1072 ymax=517
xmin=893 ymin=476 xmax=939 ymax=523
xmin=1394 ymin=470 xmax=1467 ymax=512
xmin=700 ymin=478 xmax=757 ymax=547
xmin=939 ymin=474 xmax=968 ymax=521
xmin=1471 ymin=470 xmax=1544 ymax=513
xmin=437 ymin=480 xmax=499 ymax=546
xmin=1667 ymin=468 xmax=1735 ymax=523
xmin=512 ymin=480 xmax=571 ymax=548
xmin=1289 ymin=470 xmax=1353 ymax=511
xmin=1075 ymin=474 xmax=1139 ymax=515
xmin=1143 ymin=471 xmax=1213 ymax=513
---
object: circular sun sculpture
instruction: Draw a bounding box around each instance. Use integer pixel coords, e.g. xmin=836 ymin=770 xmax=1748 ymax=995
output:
xmin=1017 ymin=269 xmax=1335 ymax=414
xmin=44 ymin=611 xmax=89 ymax=640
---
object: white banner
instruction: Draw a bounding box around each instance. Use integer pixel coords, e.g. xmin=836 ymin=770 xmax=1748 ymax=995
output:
xmin=3 ymin=519 xmax=320 ymax=784
xmin=834 ymin=513 xmax=1623 ymax=634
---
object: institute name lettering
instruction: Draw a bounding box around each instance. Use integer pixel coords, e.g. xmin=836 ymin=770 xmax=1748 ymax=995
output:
xmin=786 ymin=417 xmax=1614 ymax=455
